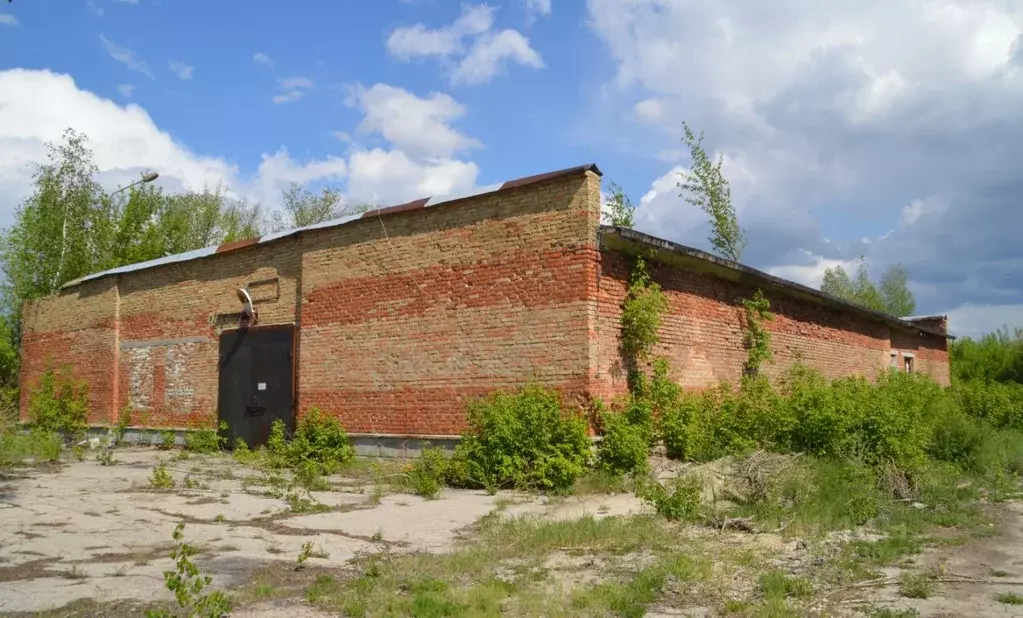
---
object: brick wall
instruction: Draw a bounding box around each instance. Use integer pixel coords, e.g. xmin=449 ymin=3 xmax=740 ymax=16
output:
xmin=19 ymin=170 xmax=604 ymax=435
xmin=20 ymin=168 xmax=950 ymax=436
xmin=20 ymin=277 xmax=119 ymax=425
xmin=591 ymin=250 xmax=951 ymax=401
xmin=297 ymin=172 xmax=603 ymax=435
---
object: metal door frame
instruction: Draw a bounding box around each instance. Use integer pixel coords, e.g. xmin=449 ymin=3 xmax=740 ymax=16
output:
xmin=217 ymin=322 xmax=298 ymax=444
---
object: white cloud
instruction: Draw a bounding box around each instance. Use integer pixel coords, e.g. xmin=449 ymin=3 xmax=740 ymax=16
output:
xmin=253 ymin=52 xmax=273 ymax=68
xmin=330 ymin=131 xmax=352 ymax=143
xmin=0 ymin=69 xmax=486 ymax=232
xmin=168 ymin=60 xmax=193 ymax=80
xmin=387 ymin=4 xmax=495 ymax=59
xmin=346 ymin=83 xmax=482 ymax=158
xmin=452 ymin=29 xmax=544 ymax=84
xmin=116 ymin=84 xmax=135 ymax=98
xmin=86 ymin=1 xmax=104 ymax=17
xmin=947 ymin=304 xmax=1023 ymax=339
xmin=0 ymin=14 xmax=18 ymax=26
xmin=99 ymin=34 xmax=153 ymax=79
xmin=386 ymin=4 xmax=544 ymax=84
xmin=346 ymin=148 xmax=478 ymax=204
xmin=586 ymin=0 xmax=1023 ymax=329
xmin=634 ymin=98 xmax=664 ymax=123
xmin=524 ymin=0 xmax=552 ymax=18
xmin=272 ymin=77 xmax=314 ymax=105
xmin=765 ymin=252 xmax=861 ymax=289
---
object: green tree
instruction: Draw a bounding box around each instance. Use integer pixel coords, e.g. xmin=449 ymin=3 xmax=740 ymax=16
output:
xmin=269 ymin=183 xmax=372 ymax=233
xmin=604 ymin=181 xmax=636 ymax=229
xmin=852 ymin=261 xmax=885 ymax=312
xmin=821 ymin=265 xmax=855 ymax=300
xmin=879 ymin=263 xmax=916 ymax=317
xmin=819 ymin=258 xmax=916 ymax=316
xmin=0 ymin=129 xmax=106 ymax=307
xmin=677 ymin=121 xmax=746 ymax=262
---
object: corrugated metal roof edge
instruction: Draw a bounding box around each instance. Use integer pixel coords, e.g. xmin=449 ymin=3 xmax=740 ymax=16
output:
xmin=61 ymin=163 xmax=603 ymax=290
xmin=600 ymin=226 xmax=956 ymax=341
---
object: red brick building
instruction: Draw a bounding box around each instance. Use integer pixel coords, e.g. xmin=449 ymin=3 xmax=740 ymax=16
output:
xmin=18 ymin=164 xmax=951 ymax=449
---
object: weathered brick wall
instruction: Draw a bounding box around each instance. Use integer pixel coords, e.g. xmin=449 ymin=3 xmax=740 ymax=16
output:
xmin=298 ymin=172 xmax=603 ymax=435
xmin=592 ymin=250 xmax=951 ymax=401
xmin=20 ymin=278 xmax=119 ymax=425
xmin=114 ymin=242 xmax=302 ymax=428
xmin=20 ymin=170 xmax=604 ymax=435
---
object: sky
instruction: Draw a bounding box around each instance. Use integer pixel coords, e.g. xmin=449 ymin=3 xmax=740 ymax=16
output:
xmin=0 ymin=0 xmax=1021 ymax=338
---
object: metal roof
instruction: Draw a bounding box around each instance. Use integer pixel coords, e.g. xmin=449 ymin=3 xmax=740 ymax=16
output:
xmin=61 ymin=163 xmax=603 ymax=289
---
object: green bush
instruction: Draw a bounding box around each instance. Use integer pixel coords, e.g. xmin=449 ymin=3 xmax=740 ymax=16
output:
xmin=596 ymin=409 xmax=651 ymax=479
xmin=638 ymin=475 xmax=703 ymax=522
xmin=28 ymin=365 xmax=89 ymax=441
xmin=184 ymin=420 xmax=227 ymax=454
xmin=288 ymin=409 xmax=354 ymax=474
xmin=450 ymin=386 xmax=591 ymax=493
xmin=781 ymin=364 xmax=857 ymax=457
xmin=659 ymin=390 xmax=714 ymax=461
xmin=0 ymin=429 xmax=62 ymax=466
xmin=406 ymin=446 xmax=449 ymax=499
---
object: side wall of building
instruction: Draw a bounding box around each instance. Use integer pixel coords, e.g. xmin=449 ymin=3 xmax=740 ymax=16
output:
xmin=20 ymin=278 xmax=120 ymax=425
xmin=20 ymin=171 xmax=604 ymax=436
xmin=591 ymin=250 xmax=950 ymax=401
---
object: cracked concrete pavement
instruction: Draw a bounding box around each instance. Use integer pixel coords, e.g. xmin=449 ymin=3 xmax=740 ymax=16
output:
xmin=0 ymin=448 xmax=651 ymax=614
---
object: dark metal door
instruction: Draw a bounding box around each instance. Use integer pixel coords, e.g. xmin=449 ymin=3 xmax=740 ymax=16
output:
xmin=218 ymin=326 xmax=294 ymax=448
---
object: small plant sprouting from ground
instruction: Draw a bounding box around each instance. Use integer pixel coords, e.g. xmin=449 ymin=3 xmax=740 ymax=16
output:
xmin=898 ymin=572 xmax=934 ymax=599
xmin=149 ymin=463 xmax=175 ymax=489
xmin=96 ymin=449 xmax=117 ymax=466
xmin=185 ymin=418 xmax=228 ymax=454
xmin=995 ymin=592 xmax=1023 ymax=605
xmin=144 ymin=523 xmax=231 ymax=618
xmin=404 ymin=445 xmax=449 ymax=499
xmin=295 ymin=541 xmax=328 ymax=569
xmin=638 ymin=475 xmax=704 ymax=522
xmin=741 ymin=289 xmax=773 ymax=376
xmin=114 ymin=407 xmax=132 ymax=445
xmin=27 ymin=364 xmax=89 ymax=441
xmin=159 ymin=430 xmax=177 ymax=450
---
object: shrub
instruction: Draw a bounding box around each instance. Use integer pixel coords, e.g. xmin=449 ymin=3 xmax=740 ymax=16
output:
xmin=159 ymin=430 xmax=176 ymax=450
xmin=185 ymin=420 xmax=227 ymax=454
xmin=928 ymin=404 xmax=991 ymax=470
xmin=288 ymin=409 xmax=354 ymax=474
xmin=450 ymin=386 xmax=591 ymax=493
xmin=406 ymin=446 xmax=449 ymax=499
xmin=28 ymin=365 xmax=89 ymax=441
xmin=639 ymin=474 xmax=703 ymax=522
xmin=596 ymin=409 xmax=651 ymax=479
xmin=659 ymin=390 xmax=715 ymax=461
xmin=0 ymin=429 xmax=62 ymax=466
xmin=855 ymin=371 xmax=939 ymax=467
xmin=149 ymin=463 xmax=175 ymax=489
xmin=781 ymin=364 xmax=857 ymax=457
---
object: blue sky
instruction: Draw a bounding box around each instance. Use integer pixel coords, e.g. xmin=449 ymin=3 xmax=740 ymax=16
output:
xmin=1 ymin=0 xmax=1022 ymax=337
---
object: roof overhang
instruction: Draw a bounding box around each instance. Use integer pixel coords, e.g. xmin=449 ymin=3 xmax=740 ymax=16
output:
xmin=599 ymin=226 xmax=955 ymax=340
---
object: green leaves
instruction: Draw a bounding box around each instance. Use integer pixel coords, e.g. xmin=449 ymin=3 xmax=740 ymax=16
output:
xmin=678 ymin=121 xmax=747 ymax=262
xmin=821 ymin=258 xmax=917 ymax=317
xmin=603 ymin=181 xmax=636 ymax=229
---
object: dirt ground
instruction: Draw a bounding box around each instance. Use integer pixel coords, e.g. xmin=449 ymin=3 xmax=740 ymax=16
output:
xmin=1 ymin=449 xmax=1023 ymax=616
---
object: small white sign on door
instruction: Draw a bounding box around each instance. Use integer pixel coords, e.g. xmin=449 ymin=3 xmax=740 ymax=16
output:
xmin=257 ymin=382 xmax=267 ymax=391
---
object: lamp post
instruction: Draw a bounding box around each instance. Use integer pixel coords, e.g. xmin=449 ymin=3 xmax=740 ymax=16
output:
xmin=52 ymin=171 xmax=160 ymax=289
xmin=111 ymin=171 xmax=160 ymax=196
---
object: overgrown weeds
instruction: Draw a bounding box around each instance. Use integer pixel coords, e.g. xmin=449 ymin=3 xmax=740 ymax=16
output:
xmin=144 ymin=523 xmax=231 ymax=617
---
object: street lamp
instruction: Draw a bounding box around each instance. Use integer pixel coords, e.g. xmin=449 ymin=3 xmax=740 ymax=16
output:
xmin=111 ymin=171 xmax=160 ymax=196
